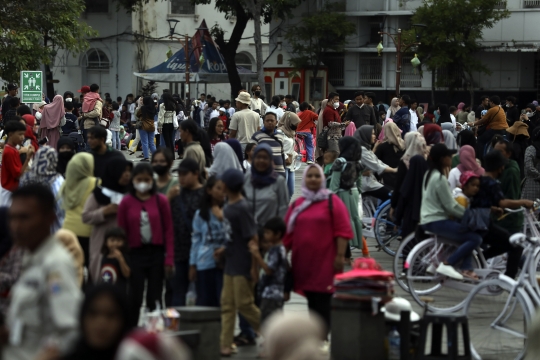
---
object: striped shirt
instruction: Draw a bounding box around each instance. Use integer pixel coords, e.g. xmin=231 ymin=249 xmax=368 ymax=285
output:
xmin=250 ymin=130 xmax=286 ymax=175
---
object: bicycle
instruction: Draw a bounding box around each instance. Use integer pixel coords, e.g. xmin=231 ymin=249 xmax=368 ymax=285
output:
xmin=373 ymin=200 xmax=401 ymax=256
xmin=293 ymin=132 xmax=307 ymax=171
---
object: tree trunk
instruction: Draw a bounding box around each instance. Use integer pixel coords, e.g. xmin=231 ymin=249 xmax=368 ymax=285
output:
xmin=252 ymin=1 xmax=265 ymax=96
xmin=431 ymin=67 xmax=436 ymax=106
xmin=43 ymin=36 xmax=55 ymax=99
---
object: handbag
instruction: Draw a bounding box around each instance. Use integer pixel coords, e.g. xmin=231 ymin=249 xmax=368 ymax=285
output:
xmin=317 ymin=127 xmax=329 ymax=149
xmin=173 ymin=112 xmax=179 ymax=129
xmin=99 ymin=118 xmax=109 ymax=128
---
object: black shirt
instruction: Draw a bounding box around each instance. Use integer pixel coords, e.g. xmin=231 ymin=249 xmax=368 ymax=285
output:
xmin=374 ymin=142 xmax=405 ymax=190
xmin=101 ymin=256 xmax=128 ymax=292
xmin=475 ymin=104 xmax=489 ymax=120
xmin=1 ymin=96 xmax=13 ymax=123
xmin=92 ymin=147 xmax=125 ymax=179
xmin=505 ymin=105 xmax=519 ymax=126
xmin=171 ymin=187 xmax=205 ymax=262
xmin=470 ymin=176 xmax=505 ymax=209
xmin=345 ymin=104 xmax=377 ymax=128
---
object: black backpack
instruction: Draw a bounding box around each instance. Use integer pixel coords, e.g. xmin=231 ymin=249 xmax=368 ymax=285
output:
xmin=327 ymin=157 xmax=359 ymax=191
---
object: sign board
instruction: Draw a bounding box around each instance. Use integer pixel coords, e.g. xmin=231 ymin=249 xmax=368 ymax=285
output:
xmin=20 ymin=71 xmax=43 ymax=103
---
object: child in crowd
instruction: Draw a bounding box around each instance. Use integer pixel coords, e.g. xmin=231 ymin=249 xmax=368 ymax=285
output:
xmin=0 ymin=121 xmax=34 ymax=206
xmin=323 ymin=150 xmax=339 ymax=179
xmin=100 ymin=227 xmax=131 ymax=293
xmin=453 ymin=171 xmax=481 ymax=209
xmin=62 ymin=101 xmax=79 ymax=135
xmin=218 ymin=107 xmax=229 ymax=131
xmin=110 ymin=102 xmax=122 ymax=150
xmin=218 ymin=168 xmax=260 ymax=357
xmin=243 ymin=143 xmax=255 ymax=171
xmin=248 ymin=217 xmax=288 ymax=324
xmin=190 ymin=176 xmax=230 ymax=307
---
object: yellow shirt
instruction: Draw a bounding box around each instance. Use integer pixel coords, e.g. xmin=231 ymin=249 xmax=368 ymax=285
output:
xmin=62 ymin=178 xmax=97 ymax=237
xmin=455 ymin=194 xmax=470 ymax=208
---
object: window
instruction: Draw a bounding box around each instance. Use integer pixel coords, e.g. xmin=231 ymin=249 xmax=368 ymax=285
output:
xmin=310 ymin=78 xmax=323 ymax=100
xmin=277 ymin=54 xmax=283 ymax=65
xmin=359 ymin=56 xmax=382 ymax=87
xmin=84 ymin=49 xmax=110 ymax=69
xmin=401 ymin=56 xmax=422 ymax=87
xmin=323 ymin=54 xmax=344 ymax=86
xmin=171 ymin=0 xmax=195 ymax=14
xmin=235 ymin=53 xmax=252 ymax=71
xmin=370 ymin=17 xmax=384 ymax=44
xmin=291 ymin=83 xmax=300 ymax=101
xmin=85 ymin=0 xmax=108 ymax=13
xmin=265 ymin=83 xmax=272 ymax=99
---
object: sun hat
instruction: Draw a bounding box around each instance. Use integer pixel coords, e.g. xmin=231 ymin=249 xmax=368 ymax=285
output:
xmin=383 ymin=297 xmax=420 ymax=322
xmin=506 ymin=121 xmax=529 ymax=138
xmin=235 ymin=91 xmax=251 ymax=105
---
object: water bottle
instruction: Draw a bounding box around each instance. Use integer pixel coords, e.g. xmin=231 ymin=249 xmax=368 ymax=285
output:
xmin=388 ymin=327 xmax=400 ymax=360
xmin=186 ymin=282 xmax=197 ymax=306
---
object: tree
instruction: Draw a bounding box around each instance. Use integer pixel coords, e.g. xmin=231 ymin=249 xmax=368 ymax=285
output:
xmin=285 ymin=1 xmax=355 ymax=100
xmin=0 ymin=0 xmax=97 ymax=99
xmin=404 ymin=0 xmax=509 ymax=105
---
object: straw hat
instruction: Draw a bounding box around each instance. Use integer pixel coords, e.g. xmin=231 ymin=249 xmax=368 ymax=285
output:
xmin=506 ymin=120 xmax=529 ymax=138
xmin=235 ymin=91 xmax=251 ymax=105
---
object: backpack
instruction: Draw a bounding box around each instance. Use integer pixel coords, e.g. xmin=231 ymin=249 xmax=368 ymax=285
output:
xmin=326 ymin=157 xmax=359 ymax=191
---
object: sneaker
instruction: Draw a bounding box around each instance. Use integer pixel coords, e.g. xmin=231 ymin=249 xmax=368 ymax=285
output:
xmin=306 ymin=160 xmax=314 ymax=165
xmin=436 ymin=263 xmax=464 ymax=280
xmin=426 ymin=264 xmax=436 ymax=274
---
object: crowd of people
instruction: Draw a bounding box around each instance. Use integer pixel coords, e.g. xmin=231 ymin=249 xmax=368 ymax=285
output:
xmin=1 ymin=80 xmax=540 ymax=359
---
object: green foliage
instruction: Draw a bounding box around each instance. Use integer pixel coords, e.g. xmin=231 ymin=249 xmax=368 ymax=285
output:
xmin=403 ymin=0 xmax=510 ymax=88
xmin=0 ymin=0 xmax=97 ymax=82
xmin=141 ymin=81 xmax=157 ymax=96
xmin=285 ymin=1 xmax=355 ymax=76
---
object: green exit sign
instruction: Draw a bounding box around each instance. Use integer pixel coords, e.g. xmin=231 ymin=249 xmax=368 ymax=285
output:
xmin=20 ymin=71 xmax=43 ymax=103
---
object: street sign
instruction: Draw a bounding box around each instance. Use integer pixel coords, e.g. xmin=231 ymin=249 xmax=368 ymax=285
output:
xmin=20 ymin=71 xmax=43 ymax=103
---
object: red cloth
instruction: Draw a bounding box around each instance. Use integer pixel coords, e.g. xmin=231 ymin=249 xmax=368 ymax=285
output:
xmin=117 ymin=193 xmax=175 ymax=266
xmin=283 ymin=194 xmax=353 ymax=294
xmin=219 ymin=115 xmax=228 ymax=130
xmin=297 ymin=110 xmax=318 ymax=132
xmin=82 ymin=92 xmax=101 ymax=113
xmin=1 ymin=144 xmax=23 ymax=191
xmin=21 ymin=115 xmax=39 ymax=150
xmin=322 ymin=104 xmax=340 ymax=128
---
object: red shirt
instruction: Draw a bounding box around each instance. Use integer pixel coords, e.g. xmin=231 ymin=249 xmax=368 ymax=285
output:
xmin=1 ymin=144 xmax=22 ymax=191
xmin=322 ymin=105 xmax=340 ymax=128
xmin=297 ymin=110 xmax=319 ymax=132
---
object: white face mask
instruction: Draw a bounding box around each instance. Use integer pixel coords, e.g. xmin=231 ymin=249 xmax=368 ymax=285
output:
xmin=526 ymin=112 xmax=533 ymax=118
xmin=134 ymin=182 xmax=152 ymax=193
xmin=35 ymin=112 xmax=42 ymax=120
xmin=280 ymin=102 xmax=286 ymax=107
xmin=333 ymin=102 xmax=339 ymax=109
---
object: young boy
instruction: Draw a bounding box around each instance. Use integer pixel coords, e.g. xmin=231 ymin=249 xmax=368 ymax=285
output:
xmin=249 ymin=217 xmax=288 ymax=324
xmin=62 ymin=101 xmax=78 ymax=135
xmin=218 ymin=168 xmax=260 ymax=357
xmin=0 ymin=121 xmax=34 ymax=205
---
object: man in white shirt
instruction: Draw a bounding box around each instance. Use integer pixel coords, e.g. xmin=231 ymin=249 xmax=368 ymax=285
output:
xmin=224 ymin=100 xmax=235 ymax=117
xmin=409 ymin=98 xmax=419 ymax=131
xmin=449 ymin=105 xmax=458 ymax=128
xmin=199 ymin=93 xmax=207 ymax=109
xmin=229 ymin=92 xmax=260 ymax=152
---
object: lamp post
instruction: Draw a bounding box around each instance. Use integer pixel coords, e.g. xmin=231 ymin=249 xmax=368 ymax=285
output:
xmin=378 ymin=24 xmax=426 ymax=96
xmin=167 ymin=19 xmax=207 ymax=102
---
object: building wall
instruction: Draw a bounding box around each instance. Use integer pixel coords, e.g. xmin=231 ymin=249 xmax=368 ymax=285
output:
xmin=52 ymin=0 xmax=269 ymax=101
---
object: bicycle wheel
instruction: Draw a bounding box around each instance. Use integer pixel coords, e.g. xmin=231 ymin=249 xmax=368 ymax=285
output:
xmin=465 ymin=279 xmax=533 ymax=360
xmin=392 ymin=232 xmax=419 ymax=293
xmin=528 ymin=248 xmax=540 ymax=296
xmin=406 ymin=239 xmax=479 ymax=313
xmin=374 ymin=202 xmax=401 ymax=256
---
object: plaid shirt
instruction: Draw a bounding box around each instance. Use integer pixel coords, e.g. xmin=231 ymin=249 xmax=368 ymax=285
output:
xmin=0 ymin=246 xmax=24 ymax=317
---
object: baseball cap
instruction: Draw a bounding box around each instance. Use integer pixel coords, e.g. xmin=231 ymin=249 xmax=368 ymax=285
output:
xmin=176 ymin=158 xmax=200 ymax=174
xmin=219 ymin=107 xmax=226 ymax=112
xmin=77 ymin=85 xmax=90 ymax=93
xmin=459 ymin=171 xmax=480 ymax=187
xmin=220 ymin=169 xmax=244 ymax=192
xmin=484 ymin=150 xmax=509 ymax=172
xmin=7 ymin=83 xmax=18 ymax=91
xmin=428 ymin=143 xmax=457 ymax=163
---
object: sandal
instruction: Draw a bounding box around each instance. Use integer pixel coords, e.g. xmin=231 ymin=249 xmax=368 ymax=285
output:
xmin=234 ymin=334 xmax=256 ymax=347
xmin=461 ymin=270 xmax=479 ymax=280
xmin=128 ymin=150 xmax=135 ymax=155
xmin=140 ymin=158 xmax=150 ymax=162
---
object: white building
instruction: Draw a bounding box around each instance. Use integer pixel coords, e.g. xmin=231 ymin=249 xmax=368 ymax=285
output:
xmin=52 ymin=0 xmax=269 ymax=100
xmin=265 ymin=0 xmax=540 ymax=105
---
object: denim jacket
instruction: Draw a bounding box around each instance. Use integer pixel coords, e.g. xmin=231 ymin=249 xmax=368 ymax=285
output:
xmin=190 ymin=210 xmax=231 ymax=271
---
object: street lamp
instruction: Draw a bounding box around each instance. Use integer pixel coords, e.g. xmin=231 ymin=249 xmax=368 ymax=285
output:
xmin=167 ymin=19 xmax=207 ymax=102
xmin=378 ymin=23 xmax=426 ymax=96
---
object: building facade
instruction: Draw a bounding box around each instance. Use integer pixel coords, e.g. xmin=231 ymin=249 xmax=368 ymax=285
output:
xmin=266 ymin=0 xmax=540 ymax=105
xmin=51 ymin=0 xmax=269 ymax=101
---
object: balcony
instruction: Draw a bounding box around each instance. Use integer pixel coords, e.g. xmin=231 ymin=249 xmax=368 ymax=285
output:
xmin=524 ymin=0 xmax=540 ymax=8
xmin=493 ymin=1 xmax=507 ymax=9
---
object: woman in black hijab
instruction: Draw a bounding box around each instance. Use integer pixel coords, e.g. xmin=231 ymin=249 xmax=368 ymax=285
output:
xmin=62 ymin=284 xmax=131 ymax=360
xmin=437 ymin=104 xmax=452 ymax=125
xmin=57 ymin=137 xmax=77 ymax=177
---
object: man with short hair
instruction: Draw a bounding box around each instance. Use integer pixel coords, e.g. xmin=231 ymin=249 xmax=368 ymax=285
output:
xmin=3 ymin=97 xmax=20 ymax=124
xmin=3 ymin=184 xmax=81 ymax=359
xmin=393 ymin=95 xmax=411 ymax=137
xmin=87 ymin=126 xmax=124 ymax=178
xmin=505 ymin=96 xmax=519 ymax=126
xmin=283 ymin=95 xmax=296 ymax=113
xmin=229 ymin=92 xmax=261 ymax=152
xmin=409 ymin=98 xmax=419 ymax=131
xmin=1 ymin=83 xmax=18 ymax=122
xmin=204 ymin=101 xmax=219 ymax=128
xmin=323 ymin=92 xmax=348 ymax=152
xmin=224 ymin=100 xmax=235 ymax=117
xmin=250 ymin=112 xmax=286 ymax=176
xmin=345 ymin=91 xmax=376 ymax=128
xmin=474 ymin=95 xmax=490 ymax=122
xmin=251 ymin=85 xmax=267 ymax=115
xmin=199 ymin=93 xmax=207 ymax=109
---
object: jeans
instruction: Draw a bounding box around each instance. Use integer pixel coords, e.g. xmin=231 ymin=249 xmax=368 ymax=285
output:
xmin=286 ymin=168 xmax=294 ymax=200
xmin=171 ymin=260 xmax=190 ymax=306
xmin=139 ymin=129 xmax=157 ymax=159
xmin=111 ymin=130 xmax=121 ymax=150
xmin=128 ymin=245 xmax=165 ymax=327
xmin=422 ymin=220 xmax=482 ymax=270
xmin=483 ymin=223 xmax=521 ymax=278
xmin=297 ymin=131 xmax=314 ymax=161
xmin=196 ymin=267 xmax=223 ymax=307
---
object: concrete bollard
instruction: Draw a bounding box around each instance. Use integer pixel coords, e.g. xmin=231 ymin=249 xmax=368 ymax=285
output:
xmin=176 ymin=306 xmax=221 ymax=360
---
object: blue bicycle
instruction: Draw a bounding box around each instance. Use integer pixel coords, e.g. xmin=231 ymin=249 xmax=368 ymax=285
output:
xmin=362 ymin=196 xmax=401 ymax=256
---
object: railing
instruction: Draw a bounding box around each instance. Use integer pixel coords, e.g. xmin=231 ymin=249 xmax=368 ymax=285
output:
xmin=524 ymin=0 xmax=540 ymax=7
xmin=494 ymin=1 xmax=507 ymax=9
xmin=401 ymin=56 xmax=422 ymax=88
xmin=323 ymin=54 xmax=345 ymax=87
xmin=359 ymin=56 xmax=382 ymax=87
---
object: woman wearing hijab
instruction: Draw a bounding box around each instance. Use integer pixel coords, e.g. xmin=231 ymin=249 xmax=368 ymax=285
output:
xmin=443 ymin=130 xmax=457 ymax=150
xmin=61 ymin=284 xmax=132 ymax=360
xmin=225 ymin=139 xmax=245 ymax=172
xmin=452 ymin=129 xmax=477 ymax=168
xmin=21 ymin=114 xmax=39 ymax=151
xmin=448 ymin=145 xmax=485 ymax=189
xmin=456 ymin=102 xmax=465 ymax=114
xmin=423 ymin=123 xmax=444 ymax=146
xmin=208 ymin=142 xmax=243 ymax=178
xmin=244 ymin=143 xmax=289 ymax=227
xmin=375 ymin=122 xmax=406 ymax=189
xmin=60 ymin=153 xmax=98 ymax=271
xmin=39 ymin=95 xmax=65 ymax=149
xmin=424 ymin=105 xmax=436 ymax=123
xmin=278 ymin=111 xmax=302 ymax=198
xmin=354 ymin=125 xmax=396 ymax=201
xmin=522 ymin=127 xmax=540 ymax=201
xmin=56 ymin=137 xmax=77 ymax=177
xmin=386 ymin=97 xmax=400 ymax=119
xmin=284 ymin=164 xmax=353 ymax=336
xmin=329 ymin=137 xmax=365 ymax=253
xmin=82 ymin=158 xmax=133 ymax=284
xmin=20 ymin=146 xmax=65 ymax=232
xmin=136 ymin=96 xmax=157 ymax=162
xmin=436 ymin=104 xmax=452 ymax=126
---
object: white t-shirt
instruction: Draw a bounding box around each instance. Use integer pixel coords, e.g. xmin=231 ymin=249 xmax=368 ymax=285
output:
xmin=448 ymin=167 xmax=462 ymax=190
xmin=409 ymin=109 xmax=418 ymax=132
xmin=229 ymin=109 xmax=261 ymax=144
xmin=266 ymin=106 xmax=284 ymax=121
xmin=450 ymin=114 xmax=457 ymax=128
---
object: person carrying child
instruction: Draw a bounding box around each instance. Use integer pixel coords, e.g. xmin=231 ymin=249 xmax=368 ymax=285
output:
xmin=100 ymin=227 xmax=131 ymax=294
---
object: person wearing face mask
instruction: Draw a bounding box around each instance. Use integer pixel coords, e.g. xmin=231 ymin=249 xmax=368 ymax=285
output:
xmin=322 ymin=92 xmax=349 ymax=153
xmin=505 ymin=96 xmax=519 ymax=126
xmin=152 ymin=148 xmax=178 ymax=200
xmin=56 ymin=137 xmax=76 ymax=177
xmin=82 ymin=158 xmax=133 ymax=284
xmin=251 ymin=85 xmax=267 ymax=115
xmin=117 ymin=163 xmax=174 ymax=327
xmin=521 ymin=103 xmax=540 ymax=134
xmin=250 ymin=112 xmax=287 ymax=176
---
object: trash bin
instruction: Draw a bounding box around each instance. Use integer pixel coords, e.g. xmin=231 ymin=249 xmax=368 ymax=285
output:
xmin=175 ymin=306 xmax=221 ymax=360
